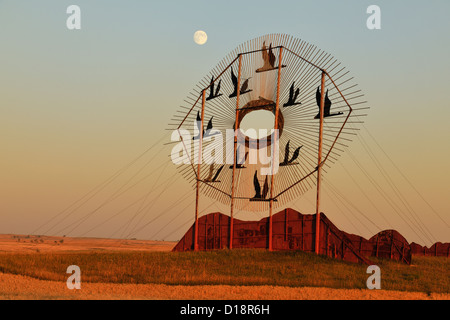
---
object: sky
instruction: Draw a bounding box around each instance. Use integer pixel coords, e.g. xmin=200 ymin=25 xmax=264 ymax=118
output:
xmin=0 ymin=0 xmax=449 ymax=245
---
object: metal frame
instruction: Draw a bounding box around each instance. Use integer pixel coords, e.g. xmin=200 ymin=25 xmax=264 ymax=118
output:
xmin=229 ymin=54 xmax=243 ymax=249
xmin=268 ymin=47 xmax=284 ymax=251
xmin=173 ymin=38 xmax=354 ymax=253
xmin=315 ymin=71 xmax=326 ymax=254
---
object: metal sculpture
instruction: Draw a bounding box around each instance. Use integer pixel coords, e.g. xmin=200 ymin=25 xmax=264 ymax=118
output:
xmin=168 ymin=34 xmax=368 ymax=253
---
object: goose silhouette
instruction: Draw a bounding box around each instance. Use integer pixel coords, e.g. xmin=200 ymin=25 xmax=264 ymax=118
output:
xmin=315 ymin=87 xmax=343 ymax=119
xmin=240 ymin=78 xmax=250 ymax=93
xmin=229 ymin=146 xmax=248 ymax=169
xmin=229 ymin=67 xmax=252 ymax=98
xmin=251 ymin=170 xmax=269 ymax=200
xmin=193 ymin=111 xmax=217 ymax=140
xmin=256 ymin=41 xmax=286 ymax=73
xmin=268 ymin=43 xmax=276 ymax=68
xmin=283 ymin=82 xmax=301 ymax=107
xmin=206 ymin=76 xmax=222 ymax=101
xmin=204 ymin=164 xmax=224 ymax=183
xmin=280 ymin=140 xmax=302 ymax=166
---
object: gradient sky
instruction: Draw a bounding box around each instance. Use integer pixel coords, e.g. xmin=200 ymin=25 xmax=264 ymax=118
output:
xmin=1 ymin=0 xmax=449 ymax=245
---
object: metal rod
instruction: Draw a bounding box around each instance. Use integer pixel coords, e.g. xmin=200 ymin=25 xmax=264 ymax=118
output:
xmin=284 ymin=47 xmax=324 ymax=73
xmin=229 ymin=54 xmax=243 ymax=250
xmin=268 ymin=46 xmax=284 ymax=251
xmin=237 ymin=45 xmax=283 ymax=57
xmin=233 ymin=197 xmax=278 ymax=200
xmin=274 ymin=168 xmax=317 ymax=198
xmin=177 ymin=94 xmax=202 ymax=130
xmin=194 ymin=90 xmax=206 ymax=251
xmin=177 ymin=131 xmax=197 ymax=178
xmin=315 ymin=71 xmax=326 ymax=255
xmin=198 ymin=179 xmax=231 ymax=198
xmin=320 ymin=70 xmax=353 ymax=165
xmin=177 ymin=55 xmax=240 ymax=129
xmin=274 ymin=70 xmax=354 ymax=199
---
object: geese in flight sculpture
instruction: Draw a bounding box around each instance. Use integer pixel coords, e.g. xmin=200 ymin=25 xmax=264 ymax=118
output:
xmin=315 ymin=87 xmax=343 ymax=119
xmin=206 ymin=76 xmax=222 ymax=101
xmin=204 ymin=164 xmax=224 ymax=183
xmin=283 ymin=82 xmax=301 ymax=107
xmin=280 ymin=140 xmax=302 ymax=166
xmin=256 ymin=41 xmax=286 ymax=73
xmin=251 ymin=170 xmax=269 ymax=201
xmin=229 ymin=66 xmax=252 ymax=98
xmin=193 ymin=111 xmax=217 ymax=140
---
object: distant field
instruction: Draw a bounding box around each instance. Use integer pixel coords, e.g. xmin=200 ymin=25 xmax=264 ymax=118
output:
xmin=0 ymin=248 xmax=448 ymax=295
xmin=0 ymin=234 xmax=176 ymax=253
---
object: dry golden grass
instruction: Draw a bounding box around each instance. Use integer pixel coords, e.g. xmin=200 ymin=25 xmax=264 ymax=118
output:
xmin=1 ymin=249 xmax=448 ymax=294
xmin=1 ymin=272 xmax=448 ymax=300
xmin=0 ymin=234 xmax=448 ymax=300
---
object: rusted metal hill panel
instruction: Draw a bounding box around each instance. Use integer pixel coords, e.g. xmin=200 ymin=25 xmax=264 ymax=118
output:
xmin=410 ymin=242 xmax=425 ymax=255
xmin=318 ymin=213 xmax=373 ymax=264
xmin=233 ymin=216 xmax=269 ymax=249
xmin=368 ymin=230 xmax=412 ymax=264
xmin=172 ymin=212 xmax=230 ymax=252
xmin=410 ymin=242 xmax=450 ymax=257
xmin=172 ymin=208 xmax=416 ymax=264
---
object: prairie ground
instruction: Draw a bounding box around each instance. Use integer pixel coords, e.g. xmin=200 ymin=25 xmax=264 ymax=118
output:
xmin=0 ymin=272 xmax=447 ymax=300
xmin=0 ymin=234 xmax=448 ymax=300
xmin=0 ymin=234 xmax=175 ymax=253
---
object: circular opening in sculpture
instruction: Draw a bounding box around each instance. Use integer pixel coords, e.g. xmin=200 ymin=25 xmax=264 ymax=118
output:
xmin=235 ymin=98 xmax=284 ymax=148
xmin=239 ymin=110 xmax=275 ymax=139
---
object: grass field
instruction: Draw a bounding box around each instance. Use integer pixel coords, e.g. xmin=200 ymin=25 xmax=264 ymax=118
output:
xmin=2 ymin=272 xmax=448 ymax=300
xmin=0 ymin=249 xmax=448 ymax=295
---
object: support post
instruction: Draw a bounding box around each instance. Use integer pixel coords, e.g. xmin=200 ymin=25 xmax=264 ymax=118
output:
xmin=194 ymin=90 xmax=206 ymax=251
xmin=315 ymin=71 xmax=326 ymax=254
xmin=229 ymin=54 xmax=243 ymax=249
xmin=268 ymin=47 xmax=284 ymax=251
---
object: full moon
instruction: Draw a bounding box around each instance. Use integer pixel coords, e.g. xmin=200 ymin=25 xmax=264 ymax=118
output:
xmin=193 ymin=30 xmax=207 ymax=45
